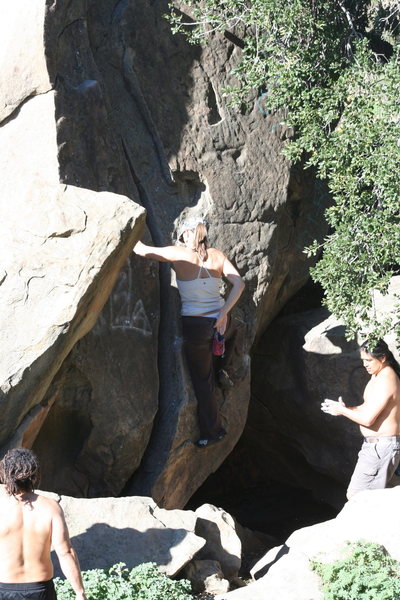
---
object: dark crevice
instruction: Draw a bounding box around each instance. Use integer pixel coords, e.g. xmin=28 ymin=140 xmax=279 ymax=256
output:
xmin=110 ymin=0 xmax=129 ymax=24
xmin=120 ymin=68 xmax=174 ymax=187
xmin=206 ymin=81 xmax=222 ymax=125
xmin=224 ymin=30 xmax=245 ymax=49
xmin=120 ymin=138 xmax=162 ymax=244
xmin=120 ymin=139 xmax=181 ymax=489
xmin=57 ymin=18 xmax=85 ymax=40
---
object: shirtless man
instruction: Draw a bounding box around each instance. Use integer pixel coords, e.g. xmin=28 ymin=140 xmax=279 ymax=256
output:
xmin=321 ymin=340 xmax=400 ymax=499
xmin=0 ymin=448 xmax=86 ymax=600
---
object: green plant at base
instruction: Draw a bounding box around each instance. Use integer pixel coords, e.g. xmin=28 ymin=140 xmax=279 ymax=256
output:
xmin=311 ymin=540 xmax=400 ymax=600
xmin=54 ymin=562 xmax=192 ymax=600
xmin=166 ymin=1 xmax=400 ymax=344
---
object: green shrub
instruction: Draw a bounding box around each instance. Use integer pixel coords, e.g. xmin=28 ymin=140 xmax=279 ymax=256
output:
xmin=311 ymin=540 xmax=400 ymax=600
xmin=54 ymin=562 xmax=193 ymax=600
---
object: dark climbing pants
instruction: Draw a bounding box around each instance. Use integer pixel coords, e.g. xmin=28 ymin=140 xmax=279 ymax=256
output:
xmin=181 ymin=316 xmax=221 ymax=438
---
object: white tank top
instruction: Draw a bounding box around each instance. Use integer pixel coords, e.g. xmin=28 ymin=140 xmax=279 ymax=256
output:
xmin=176 ymin=264 xmax=224 ymax=317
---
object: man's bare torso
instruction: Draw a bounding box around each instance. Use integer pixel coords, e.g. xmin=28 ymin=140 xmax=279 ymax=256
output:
xmin=360 ymin=366 xmax=400 ymax=437
xmin=0 ymin=491 xmax=54 ymax=583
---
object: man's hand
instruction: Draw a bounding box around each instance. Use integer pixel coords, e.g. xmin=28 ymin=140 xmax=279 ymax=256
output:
xmin=321 ymin=396 xmax=346 ymax=416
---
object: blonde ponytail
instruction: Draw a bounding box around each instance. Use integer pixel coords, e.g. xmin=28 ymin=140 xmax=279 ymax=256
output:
xmin=193 ymin=223 xmax=208 ymax=261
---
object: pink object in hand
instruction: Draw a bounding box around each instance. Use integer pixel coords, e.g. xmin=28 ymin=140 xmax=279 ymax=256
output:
xmin=213 ymin=331 xmax=225 ymax=356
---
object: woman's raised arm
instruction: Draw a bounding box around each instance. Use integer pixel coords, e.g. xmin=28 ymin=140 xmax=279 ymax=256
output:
xmin=133 ymin=240 xmax=184 ymax=262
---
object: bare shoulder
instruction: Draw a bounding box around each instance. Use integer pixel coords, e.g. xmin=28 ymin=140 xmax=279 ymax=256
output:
xmin=207 ymin=247 xmax=226 ymax=265
xmin=380 ymin=366 xmax=399 ymax=385
xmin=374 ymin=366 xmax=400 ymax=398
xmin=208 ymin=247 xmax=225 ymax=257
xmin=0 ymin=494 xmax=9 ymax=513
xmin=36 ymin=494 xmax=63 ymax=515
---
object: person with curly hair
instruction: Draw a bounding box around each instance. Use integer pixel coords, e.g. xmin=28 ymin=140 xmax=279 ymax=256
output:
xmin=0 ymin=448 xmax=86 ymax=600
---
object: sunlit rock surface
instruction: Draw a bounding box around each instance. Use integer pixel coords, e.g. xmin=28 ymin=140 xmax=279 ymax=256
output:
xmin=1 ymin=0 xmax=330 ymax=504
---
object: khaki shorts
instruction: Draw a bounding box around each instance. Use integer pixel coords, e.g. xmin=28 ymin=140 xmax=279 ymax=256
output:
xmin=347 ymin=437 xmax=400 ymax=496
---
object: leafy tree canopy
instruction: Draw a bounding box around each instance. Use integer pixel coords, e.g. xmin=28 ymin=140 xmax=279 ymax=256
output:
xmin=167 ymin=0 xmax=400 ymax=343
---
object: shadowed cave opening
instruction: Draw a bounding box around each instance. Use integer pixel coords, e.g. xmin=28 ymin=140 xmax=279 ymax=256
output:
xmin=187 ymin=278 xmax=339 ymax=544
xmin=33 ymin=364 xmax=93 ymax=497
xmin=186 ymin=437 xmax=338 ymax=545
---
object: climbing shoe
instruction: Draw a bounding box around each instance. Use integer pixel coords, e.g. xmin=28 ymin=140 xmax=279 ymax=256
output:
xmin=195 ymin=429 xmax=226 ymax=448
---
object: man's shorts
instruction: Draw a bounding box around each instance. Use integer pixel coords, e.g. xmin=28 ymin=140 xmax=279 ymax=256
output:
xmin=0 ymin=580 xmax=57 ymax=600
xmin=347 ymin=436 xmax=400 ymax=497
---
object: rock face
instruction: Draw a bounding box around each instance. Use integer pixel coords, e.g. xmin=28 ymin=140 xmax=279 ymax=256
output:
xmin=25 ymin=488 xmax=244 ymax=585
xmin=0 ymin=182 xmax=145 ymax=446
xmin=82 ymin=0 xmax=329 ymax=506
xmin=56 ymin=493 xmax=205 ymax=577
xmin=1 ymin=0 xmax=330 ymax=504
xmin=0 ymin=0 xmax=149 ymax=499
xmin=194 ymin=504 xmax=242 ymax=579
xmin=0 ymin=0 xmax=147 ymax=465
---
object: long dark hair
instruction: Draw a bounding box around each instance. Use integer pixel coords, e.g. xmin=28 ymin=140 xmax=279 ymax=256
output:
xmin=193 ymin=223 xmax=209 ymax=261
xmin=360 ymin=340 xmax=400 ymax=379
xmin=0 ymin=448 xmax=40 ymax=496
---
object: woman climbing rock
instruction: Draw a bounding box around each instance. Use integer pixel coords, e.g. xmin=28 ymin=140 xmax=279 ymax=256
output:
xmin=134 ymin=217 xmax=245 ymax=448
